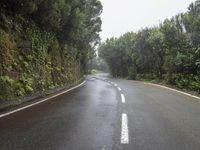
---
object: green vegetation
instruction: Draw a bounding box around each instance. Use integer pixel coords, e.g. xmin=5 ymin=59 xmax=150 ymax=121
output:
xmin=87 ymin=57 xmax=109 ymax=74
xmin=0 ymin=0 xmax=102 ymax=101
xmin=90 ymin=69 xmax=102 ymax=75
xmin=99 ymin=0 xmax=200 ymax=93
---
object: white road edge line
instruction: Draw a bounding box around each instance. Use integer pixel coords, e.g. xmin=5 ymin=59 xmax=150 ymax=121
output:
xmin=118 ymin=87 xmax=122 ymax=91
xmin=0 ymin=81 xmax=86 ymax=118
xmin=145 ymin=82 xmax=200 ymax=100
xmin=114 ymin=84 xmax=118 ymax=87
xmin=121 ymin=113 xmax=129 ymax=144
xmin=121 ymin=94 xmax=125 ymax=103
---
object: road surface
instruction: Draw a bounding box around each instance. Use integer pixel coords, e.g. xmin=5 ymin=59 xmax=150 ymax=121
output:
xmin=0 ymin=74 xmax=200 ymax=150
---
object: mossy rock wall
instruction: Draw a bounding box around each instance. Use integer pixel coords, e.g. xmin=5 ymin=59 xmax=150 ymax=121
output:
xmin=0 ymin=15 xmax=82 ymax=102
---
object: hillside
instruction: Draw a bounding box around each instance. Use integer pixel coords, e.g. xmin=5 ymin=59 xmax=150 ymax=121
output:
xmin=0 ymin=0 xmax=102 ymax=102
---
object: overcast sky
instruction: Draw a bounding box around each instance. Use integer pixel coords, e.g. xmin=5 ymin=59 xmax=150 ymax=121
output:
xmin=99 ymin=0 xmax=194 ymax=41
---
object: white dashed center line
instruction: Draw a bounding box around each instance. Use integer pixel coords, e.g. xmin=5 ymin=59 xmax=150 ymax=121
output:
xmin=121 ymin=113 xmax=129 ymax=144
xmin=121 ymin=94 xmax=126 ymax=103
xmin=118 ymin=87 xmax=122 ymax=91
xmin=110 ymin=82 xmax=129 ymax=144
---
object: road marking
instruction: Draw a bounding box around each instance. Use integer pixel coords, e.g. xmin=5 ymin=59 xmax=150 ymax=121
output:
xmin=145 ymin=82 xmax=200 ymax=100
xmin=118 ymin=87 xmax=122 ymax=91
xmin=121 ymin=113 xmax=129 ymax=144
xmin=121 ymin=94 xmax=126 ymax=103
xmin=114 ymin=84 xmax=118 ymax=87
xmin=0 ymin=81 xmax=86 ymax=118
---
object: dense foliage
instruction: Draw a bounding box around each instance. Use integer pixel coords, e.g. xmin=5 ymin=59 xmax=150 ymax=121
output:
xmin=87 ymin=57 xmax=109 ymax=73
xmin=99 ymin=0 xmax=200 ymax=93
xmin=0 ymin=0 xmax=102 ymax=101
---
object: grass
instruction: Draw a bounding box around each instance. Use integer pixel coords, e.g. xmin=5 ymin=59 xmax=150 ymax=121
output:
xmin=141 ymin=79 xmax=200 ymax=97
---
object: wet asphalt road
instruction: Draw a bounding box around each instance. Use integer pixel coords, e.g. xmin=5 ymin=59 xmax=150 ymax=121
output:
xmin=0 ymin=74 xmax=200 ymax=150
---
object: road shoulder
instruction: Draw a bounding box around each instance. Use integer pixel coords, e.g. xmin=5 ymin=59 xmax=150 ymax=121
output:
xmin=0 ymin=79 xmax=86 ymax=118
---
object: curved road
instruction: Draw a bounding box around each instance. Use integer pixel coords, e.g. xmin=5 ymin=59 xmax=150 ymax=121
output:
xmin=0 ymin=74 xmax=200 ymax=150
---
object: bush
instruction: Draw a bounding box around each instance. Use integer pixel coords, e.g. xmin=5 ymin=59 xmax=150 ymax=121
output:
xmin=172 ymin=73 xmax=200 ymax=93
xmin=0 ymin=76 xmax=14 ymax=101
xmin=128 ymin=66 xmax=137 ymax=80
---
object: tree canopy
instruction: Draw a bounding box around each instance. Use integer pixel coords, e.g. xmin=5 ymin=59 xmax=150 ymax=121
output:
xmin=99 ymin=0 xmax=200 ymax=93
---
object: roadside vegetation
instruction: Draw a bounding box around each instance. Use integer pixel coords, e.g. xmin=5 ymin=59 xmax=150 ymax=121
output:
xmin=87 ymin=57 xmax=109 ymax=74
xmin=0 ymin=0 xmax=102 ymax=102
xmin=99 ymin=0 xmax=200 ymax=94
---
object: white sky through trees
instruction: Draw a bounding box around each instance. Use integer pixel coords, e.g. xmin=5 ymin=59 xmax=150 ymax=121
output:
xmin=100 ymin=0 xmax=194 ymax=41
